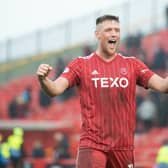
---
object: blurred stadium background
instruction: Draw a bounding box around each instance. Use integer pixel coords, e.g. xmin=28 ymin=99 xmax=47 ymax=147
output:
xmin=0 ymin=0 xmax=168 ymax=168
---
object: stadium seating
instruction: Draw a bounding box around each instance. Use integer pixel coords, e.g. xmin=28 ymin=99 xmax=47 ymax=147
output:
xmin=135 ymin=128 xmax=168 ymax=167
xmin=141 ymin=29 xmax=168 ymax=65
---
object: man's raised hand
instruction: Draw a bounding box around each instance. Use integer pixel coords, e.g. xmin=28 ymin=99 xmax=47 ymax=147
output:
xmin=36 ymin=64 xmax=53 ymax=79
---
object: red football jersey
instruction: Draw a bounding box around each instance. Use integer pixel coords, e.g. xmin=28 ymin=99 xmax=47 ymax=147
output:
xmin=61 ymin=53 xmax=154 ymax=151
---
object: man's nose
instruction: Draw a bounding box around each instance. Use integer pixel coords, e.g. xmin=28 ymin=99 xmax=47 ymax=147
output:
xmin=111 ymin=30 xmax=117 ymax=36
xmin=111 ymin=33 xmax=117 ymax=37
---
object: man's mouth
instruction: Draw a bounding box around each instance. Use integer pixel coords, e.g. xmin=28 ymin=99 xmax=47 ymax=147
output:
xmin=108 ymin=40 xmax=117 ymax=48
xmin=108 ymin=40 xmax=117 ymax=44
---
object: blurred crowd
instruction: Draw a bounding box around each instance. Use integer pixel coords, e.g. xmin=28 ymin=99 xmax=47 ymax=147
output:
xmin=121 ymin=32 xmax=168 ymax=133
xmin=0 ymin=128 xmax=73 ymax=168
xmin=0 ymin=127 xmax=24 ymax=168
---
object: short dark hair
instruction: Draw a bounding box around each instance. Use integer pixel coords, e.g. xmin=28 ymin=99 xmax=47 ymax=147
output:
xmin=96 ymin=15 xmax=119 ymax=25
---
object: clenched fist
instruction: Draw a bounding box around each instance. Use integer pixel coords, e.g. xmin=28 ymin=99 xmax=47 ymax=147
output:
xmin=36 ymin=64 xmax=53 ymax=79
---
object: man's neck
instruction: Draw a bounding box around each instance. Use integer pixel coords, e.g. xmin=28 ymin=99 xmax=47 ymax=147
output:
xmin=96 ymin=50 xmax=117 ymax=62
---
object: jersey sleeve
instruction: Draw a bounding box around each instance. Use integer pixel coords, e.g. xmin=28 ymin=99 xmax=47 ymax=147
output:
xmin=60 ymin=57 xmax=82 ymax=88
xmin=134 ymin=58 xmax=155 ymax=89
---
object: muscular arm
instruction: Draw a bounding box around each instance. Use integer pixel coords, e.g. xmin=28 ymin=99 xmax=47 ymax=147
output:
xmin=148 ymin=74 xmax=168 ymax=93
xmin=39 ymin=76 xmax=69 ymax=97
xmin=37 ymin=64 xmax=69 ymax=97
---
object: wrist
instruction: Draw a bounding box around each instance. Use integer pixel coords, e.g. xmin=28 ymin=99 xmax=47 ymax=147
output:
xmin=38 ymin=75 xmax=48 ymax=82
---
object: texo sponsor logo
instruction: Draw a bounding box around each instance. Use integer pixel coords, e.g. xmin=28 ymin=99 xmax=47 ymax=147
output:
xmin=91 ymin=77 xmax=129 ymax=88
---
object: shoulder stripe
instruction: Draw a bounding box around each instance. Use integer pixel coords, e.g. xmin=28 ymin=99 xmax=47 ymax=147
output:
xmin=78 ymin=53 xmax=94 ymax=59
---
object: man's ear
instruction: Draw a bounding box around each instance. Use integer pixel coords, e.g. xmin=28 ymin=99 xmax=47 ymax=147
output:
xmin=95 ymin=30 xmax=100 ymax=40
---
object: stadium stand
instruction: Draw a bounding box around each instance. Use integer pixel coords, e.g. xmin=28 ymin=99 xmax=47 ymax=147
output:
xmin=135 ymin=128 xmax=168 ymax=168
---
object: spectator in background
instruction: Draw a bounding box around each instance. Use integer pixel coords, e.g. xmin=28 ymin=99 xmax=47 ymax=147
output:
xmin=22 ymin=86 xmax=32 ymax=104
xmin=135 ymin=88 xmax=146 ymax=133
xmin=137 ymin=93 xmax=158 ymax=131
xmin=39 ymin=88 xmax=52 ymax=108
xmin=21 ymin=86 xmax=32 ymax=117
xmin=125 ymin=32 xmax=143 ymax=56
xmin=55 ymin=57 xmax=66 ymax=78
xmin=0 ymin=134 xmax=11 ymax=168
xmin=9 ymin=96 xmax=27 ymax=118
xmin=53 ymin=132 xmax=70 ymax=163
xmin=8 ymin=127 xmax=25 ymax=168
xmin=32 ymin=140 xmax=45 ymax=158
xmin=151 ymin=47 xmax=167 ymax=71
xmin=8 ymin=97 xmax=18 ymax=119
xmin=8 ymin=86 xmax=32 ymax=118
xmin=136 ymin=87 xmax=145 ymax=107
xmin=159 ymin=94 xmax=168 ymax=127
xmin=156 ymin=139 xmax=168 ymax=168
xmin=149 ymin=91 xmax=162 ymax=111
xmin=136 ymin=48 xmax=148 ymax=66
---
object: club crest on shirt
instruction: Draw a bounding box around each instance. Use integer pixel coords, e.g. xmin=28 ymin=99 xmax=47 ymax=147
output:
xmin=120 ymin=68 xmax=127 ymax=75
xmin=63 ymin=67 xmax=69 ymax=73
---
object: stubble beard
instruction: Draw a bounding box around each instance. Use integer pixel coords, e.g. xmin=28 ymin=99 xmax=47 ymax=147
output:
xmin=103 ymin=44 xmax=118 ymax=58
xmin=97 ymin=41 xmax=119 ymax=59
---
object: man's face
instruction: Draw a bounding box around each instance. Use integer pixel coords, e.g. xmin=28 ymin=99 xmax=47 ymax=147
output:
xmin=95 ymin=20 xmax=120 ymax=56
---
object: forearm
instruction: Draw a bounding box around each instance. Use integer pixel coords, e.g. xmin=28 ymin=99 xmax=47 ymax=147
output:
xmin=38 ymin=77 xmax=60 ymax=97
xmin=36 ymin=63 xmax=69 ymax=96
xmin=148 ymin=74 xmax=168 ymax=93
xmin=38 ymin=76 xmax=69 ymax=97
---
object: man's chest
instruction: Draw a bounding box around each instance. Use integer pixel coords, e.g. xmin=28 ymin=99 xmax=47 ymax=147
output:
xmin=80 ymin=63 xmax=135 ymax=89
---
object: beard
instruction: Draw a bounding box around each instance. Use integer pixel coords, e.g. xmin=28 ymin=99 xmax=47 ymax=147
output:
xmin=102 ymin=42 xmax=119 ymax=57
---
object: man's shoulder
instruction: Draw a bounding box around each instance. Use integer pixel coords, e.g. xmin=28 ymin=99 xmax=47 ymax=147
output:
xmin=68 ymin=53 xmax=95 ymax=68
xmin=118 ymin=53 xmax=140 ymax=65
xmin=70 ymin=53 xmax=95 ymax=66
xmin=78 ymin=53 xmax=95 ymax=60
xmin=118 ymin=53 xmax=136 ymax=60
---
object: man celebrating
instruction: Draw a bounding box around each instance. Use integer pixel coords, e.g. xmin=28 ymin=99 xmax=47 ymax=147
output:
xmin=36 ymin=15 xmax=168 ymax=168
